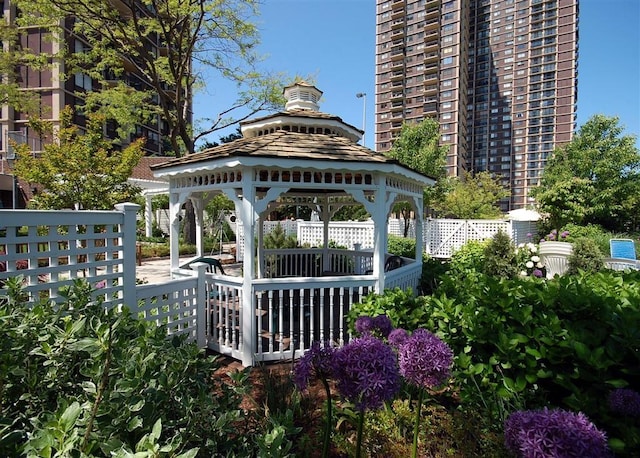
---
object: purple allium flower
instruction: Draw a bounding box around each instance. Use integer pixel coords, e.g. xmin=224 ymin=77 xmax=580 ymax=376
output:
xmin=608 ymin=388 xmax=640 ymax=417
xmin=372 ymin=314 xmax=393 ymax=338
xmin=504 ymin=408 xmax=610 ymax=458
xmin=388 ymin=328 xmax=409 ymax=347
xmin=355 ymin=314 xmax=393 ymax=338
xmin=532 ymin=268 xmax=544 ymax=278
xmin=293 ymin=340 xmax=335 ymax=391
xmin=331 ymin=335 xmax=400 ymax=412
xmin=560 ymin=230 xmax=570 ymax=239
xmin=397 ymin=328 xmax=453 ymax=389
xmin=354 ymin=316 xmax=374 ymax=335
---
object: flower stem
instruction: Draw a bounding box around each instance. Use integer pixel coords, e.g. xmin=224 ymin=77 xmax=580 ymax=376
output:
xmin=321 ymin=377 xmax=332 ymax=458
xmin=412 ymin=388 xmax=425 ymax=458
xmin=356 ymin=409 xmax=365 ymax=458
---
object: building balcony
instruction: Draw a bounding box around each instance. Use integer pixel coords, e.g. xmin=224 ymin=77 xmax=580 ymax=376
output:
xmin=391 ymin=8 xmax=405 ymax=21
xmin=390 ymin=71 xmax=404 ymax=82
xmin=391 ymin=47 xmax=405 ymax=60
xmin=391 ymin=19 xmax=405 ymax=30
xmin=425 ymin=18 xmax=439 ymax=31
xmin=391 ymin=60 xmax=404 ymax=71
xmin=424 ymin=51 xmax=439 ymax=63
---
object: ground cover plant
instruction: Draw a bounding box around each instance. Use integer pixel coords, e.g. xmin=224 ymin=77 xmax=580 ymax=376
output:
xmin=0 ymin=277 xmax=300 ymax=457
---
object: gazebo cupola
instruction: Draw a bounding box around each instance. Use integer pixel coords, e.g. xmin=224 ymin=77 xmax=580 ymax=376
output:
xmin=240 ymin=81 xmax=363 ymax=143
xmin=283 ymin=81 xmax=322 ymax=111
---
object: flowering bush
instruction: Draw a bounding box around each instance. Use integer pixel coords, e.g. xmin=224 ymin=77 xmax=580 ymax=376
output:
xmin=608 ymin=388 xmax=640 ymax=417
xmin=516 ymin=242 xmax=546 ymax=278
xmin=504 ymin=408 xmax=610 ymax=458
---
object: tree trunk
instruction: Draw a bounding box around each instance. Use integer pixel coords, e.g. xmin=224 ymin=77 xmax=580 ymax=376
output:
xmin=182 ymin=200 xmax=196 ymax=245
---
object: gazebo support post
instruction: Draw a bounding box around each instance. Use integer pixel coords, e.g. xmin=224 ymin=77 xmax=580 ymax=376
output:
xmin=414 ymin=198 xmax=424 ymax=264
xmin=321 ymin=203 xmax=330 ymax=273
xmin=169 ymin=193 xmax=182 ymax=273
xmin=240 ymin=179 xmax=257 ymax=367
xmin=144 ymin=193 xmax=153 ymax=238
xmin=371 ymin=182 xmax=389 ymax=294
xmin=257 ymin=214 xmax=264 ymax=278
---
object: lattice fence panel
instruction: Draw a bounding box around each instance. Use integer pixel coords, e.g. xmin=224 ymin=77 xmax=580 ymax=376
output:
xmin=0 ymin=209 xmax=131 ymax=308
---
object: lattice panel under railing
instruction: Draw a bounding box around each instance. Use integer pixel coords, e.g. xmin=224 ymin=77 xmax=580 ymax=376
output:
xmin=135 ymin=278 xmax=199 ymax=340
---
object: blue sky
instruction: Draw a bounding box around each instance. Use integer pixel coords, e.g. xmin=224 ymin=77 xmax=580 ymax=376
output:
xmin=194 ymin=0 xmax=639 ymax=149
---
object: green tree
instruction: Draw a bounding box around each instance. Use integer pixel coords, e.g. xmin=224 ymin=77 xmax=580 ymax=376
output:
xmin=436 ymin=171 xmax=509 ymax=219
xmin=385 ymin=118 xmax=449 ymax=234
xmin=13 ymin=0 xmax=284 ymax=156
xmin=13 ymin=0 xmax=286 ymax=243
xmin=13 ymin=107 xmax=143 ymax=210
xmin=531 ymin=115 xmax=640 ymax=233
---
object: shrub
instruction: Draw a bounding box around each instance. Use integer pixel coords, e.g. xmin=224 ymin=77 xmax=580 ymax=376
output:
xmin=561 ymin=223 xmax=611 ymax=254
xmin=387 ymin=235 xmax=415 ymax=258
xmin=567 ymin=237 xmax=605 ymax=275
xmin=482 ymin=230 xmax=519 ymax=279
xmin=0 ymin=278 xmax=271 ymax=457
xmin=448 ymin=239 xmax=488 ymax=276
xmin=417 ymin=270 xmax=640 ymax=455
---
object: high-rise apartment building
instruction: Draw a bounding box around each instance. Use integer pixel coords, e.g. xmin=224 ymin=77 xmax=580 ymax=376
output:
xmin=375 ymin=0 xmax=578 ymax=209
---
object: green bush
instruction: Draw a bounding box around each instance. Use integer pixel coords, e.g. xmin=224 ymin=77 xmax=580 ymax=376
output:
xmin=387 ymin=235 xmax=415 ymax=258
xmin=567 ymin=237 xmax=605 ymax=275
xmin=418 ymin=271 xmax=640 ymax=455
xmin=448 ymin=239 xmax=488 ymax=276
xmin=0 ymin=278 xmax=286 ymax=457
xmin=482 ymin=230 xmax=518 ymax=279
xmin=561 ymin=223 xmax=611 ymax=254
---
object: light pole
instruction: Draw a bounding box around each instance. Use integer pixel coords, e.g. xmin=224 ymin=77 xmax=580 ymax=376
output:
xmin=356 ymin=92 xmax=366 ymax=147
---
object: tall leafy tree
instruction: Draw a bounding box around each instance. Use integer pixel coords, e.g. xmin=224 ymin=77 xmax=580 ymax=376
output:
xmin=531 ymin=115 xmax=640 ymax=232
xmin=385 ymin=118 xmax=449 ymax=235
xmin=436 ymin=171 xmax=509 ymax=219
xmin=13 ymin=0 xmax=284 ymax=156
xmin=13 ymin=107 xmax=143 ymax=210
xmin=13 ymin=0 xmax=285 ymax=242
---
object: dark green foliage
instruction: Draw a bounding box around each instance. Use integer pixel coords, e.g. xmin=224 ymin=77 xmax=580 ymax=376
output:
xmin=419 ymin=255 xmax=448 ymax=296
xmin=554 ymin=222 xmax=611 ymax=254
xmin=347 ymin=288 xmax=431 ymax=334
xmin=387 ymin=235 xmax=416 ymax=258
xmin=350 ymin=267 xmax=640 ymax=455
xmin=0 ymin=278 xmax=278 ymax=457
xmin=482 ymin=231 xmax=518 ymax=279
xmin=567 ymin=237 xmax=605 ymax=275
xmin=264 ymin=223 xmax=298 ymax=249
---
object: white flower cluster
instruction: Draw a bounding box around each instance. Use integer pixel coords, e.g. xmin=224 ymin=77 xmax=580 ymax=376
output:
xmin=517 ymin=243 xmax=545 ymax=278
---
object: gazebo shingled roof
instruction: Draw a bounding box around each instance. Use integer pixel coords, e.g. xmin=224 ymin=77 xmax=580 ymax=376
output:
xmin=151 ymin=130 xmax=401 ymax=169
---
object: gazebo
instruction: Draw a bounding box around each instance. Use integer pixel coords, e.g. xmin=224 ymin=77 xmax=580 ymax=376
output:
xmin=152 ymin=82 xmax=434 ymax=366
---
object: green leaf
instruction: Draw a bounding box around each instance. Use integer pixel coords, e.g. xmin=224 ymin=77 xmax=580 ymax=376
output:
xmin=60 ymin=402 xmax=82 ymax=432
xmin=605 ymin=379 xmax=629 ymax=388
xmin=127 ymin=416 xmax=143 ymax=432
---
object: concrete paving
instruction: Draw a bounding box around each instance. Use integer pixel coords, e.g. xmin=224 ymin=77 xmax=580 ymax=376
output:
xmin=135 ymin=254 xmax=241 ymax=284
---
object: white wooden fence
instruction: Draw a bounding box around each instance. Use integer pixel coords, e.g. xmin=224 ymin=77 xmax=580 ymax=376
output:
xmin=236 ymin=218 xmax=537 ymax=259
xmin=0 ymin=203 xmax=204 ymax=344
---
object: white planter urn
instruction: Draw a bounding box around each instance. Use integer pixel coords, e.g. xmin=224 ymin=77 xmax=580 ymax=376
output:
xmin=538 ymin=241 xmax=573 ymax=278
